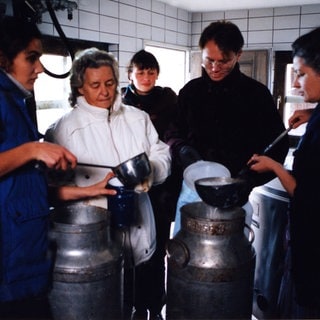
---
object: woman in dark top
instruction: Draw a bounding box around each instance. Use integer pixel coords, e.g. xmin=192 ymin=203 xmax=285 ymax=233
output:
xmin=122 ymin=50 xmax=182 ymax=320
xmin=250 ymin=27 xmax=320 ymax=318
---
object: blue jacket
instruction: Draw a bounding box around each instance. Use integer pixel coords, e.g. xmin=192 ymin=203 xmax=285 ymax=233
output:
xmin=0 ymin=70 xmax=51 ymax=302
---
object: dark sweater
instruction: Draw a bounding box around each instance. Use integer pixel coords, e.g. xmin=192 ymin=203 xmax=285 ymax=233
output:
xmin=290 ymin=103 xmax=320 ymax=307
xmin=165 ymin=63 xmax=289 ymax=187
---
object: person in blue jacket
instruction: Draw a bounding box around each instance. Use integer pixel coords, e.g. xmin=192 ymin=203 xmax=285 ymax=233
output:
xmin=0 ymin=15 xmax=75 ymax=318
xmin=249 ymin=27 xmax=320 ymax=318
xmin=0 ymin=16 xmax=115 ymax=318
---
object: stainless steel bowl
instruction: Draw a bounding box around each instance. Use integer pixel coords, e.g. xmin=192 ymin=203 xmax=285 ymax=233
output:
xmin=113 ymin=152 xmax=151 ymax=188
xmin=77 ymin=152 xmax=151 ymax=188
xmin=194 ymin=176 xmax=250 ymax=208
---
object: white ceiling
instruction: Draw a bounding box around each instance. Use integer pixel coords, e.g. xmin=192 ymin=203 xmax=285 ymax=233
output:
xmin=158 ymin=0 xmax=320 ymax=12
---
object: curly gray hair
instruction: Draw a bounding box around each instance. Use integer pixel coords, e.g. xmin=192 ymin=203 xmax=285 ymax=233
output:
xmin=69 ymin=47 xmax=119 ymax=106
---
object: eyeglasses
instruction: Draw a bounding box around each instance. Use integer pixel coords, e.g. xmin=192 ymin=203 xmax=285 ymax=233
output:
xmin=202 ymin=56 xmax=237 ymax=69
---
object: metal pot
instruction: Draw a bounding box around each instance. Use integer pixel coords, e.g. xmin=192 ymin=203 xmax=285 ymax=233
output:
xmin=113 ymin=152 xmax=151 ymax=187
xmin=78 ymin=152 xmax=151 ymax=188
xmin=194 ymin=176 xmax=251 ymax=208
xmin=48 ymin=204 xmax=123 ymax=320
xmin=166 ymin=201 xmax=256 ymax=319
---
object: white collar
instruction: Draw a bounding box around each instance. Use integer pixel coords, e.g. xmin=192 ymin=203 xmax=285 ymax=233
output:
xmin=76 ymin=94 xmax=122 ymax=118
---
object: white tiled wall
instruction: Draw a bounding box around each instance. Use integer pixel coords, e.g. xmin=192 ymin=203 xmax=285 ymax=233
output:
xmin=192 ymin=4 xmax=320 ymax=51
xmin=37 ymin=0 xmax=191 ymax=86
xmin=36 ymin=0 xmax=320 ymax=87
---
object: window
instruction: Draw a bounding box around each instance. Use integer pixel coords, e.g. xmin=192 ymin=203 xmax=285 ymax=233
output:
xmin=34 ymin=35 xmax=110 ymax=134
xmin=145 ymin=44 xmax=189 ymax=94
xmin=35 ymin=54 xmax=72 ymax=134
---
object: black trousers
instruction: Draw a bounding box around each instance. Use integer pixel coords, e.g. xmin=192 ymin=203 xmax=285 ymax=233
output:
xmin=120 ymin=174 xmax=182 ymax=317
xmin=133 ymin=188 xmax=172 ymax=315
xmin=134 ymin=249 xmax=166 ymax=315
xmin=0 ymin=294 xmax=52 ymax=319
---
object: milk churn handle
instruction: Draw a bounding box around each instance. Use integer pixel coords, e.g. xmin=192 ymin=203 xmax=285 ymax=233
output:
xmin=245 ymin=224 xmax=255 ymax=244
xmin=166 ymin=239 xmax=190 ymax=268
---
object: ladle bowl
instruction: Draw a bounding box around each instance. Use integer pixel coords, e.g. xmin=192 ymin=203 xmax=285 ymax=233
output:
xmin=113 ymin=152 xmax=151 ymax=188
xmin=77 ymin=152 xmax=151 ymax=188
xmin=194 ymin=176 xmax=250 ymax=208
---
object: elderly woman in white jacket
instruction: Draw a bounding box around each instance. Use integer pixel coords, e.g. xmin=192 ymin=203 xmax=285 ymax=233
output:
xmin=45 ymin=48 xmax=171 ymax=318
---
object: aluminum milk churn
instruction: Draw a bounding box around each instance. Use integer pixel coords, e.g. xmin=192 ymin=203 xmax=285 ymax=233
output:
xmin=48 ymin=204 xmax=123 ymax=320
xmin=166 ymin=201 xmax=256 ymax=319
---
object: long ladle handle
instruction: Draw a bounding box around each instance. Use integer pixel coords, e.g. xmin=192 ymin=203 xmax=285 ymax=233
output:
xmin=237 ymin=125 xmax=292 ymax=178
xmin=77 ymin=162 xmax=114 ymax=169
xmin=262 ymin=125 xmax=292 ymax=155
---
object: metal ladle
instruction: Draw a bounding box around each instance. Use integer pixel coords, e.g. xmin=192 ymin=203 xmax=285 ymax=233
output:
xmin=77 ymin=162 xmax=114 ymax=169
xmin=260 ymin=125 xmax=292 ymax=155
xmin=77 ymin=152 xmax=151 ymax=188
xmin=236 ymin=125 xmax=293 ymax=181
xmin=245 ymin=124 xmax=293 ymax=170
xmin=194 ymin=126 xmax=293 ymax=208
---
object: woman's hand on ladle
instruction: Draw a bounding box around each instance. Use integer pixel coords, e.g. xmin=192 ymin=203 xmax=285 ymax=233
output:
xmin=248 ymin=154 xmax=281 ymax=173
xmin=52 ymin=172 xmax=117 ymax=202
xmin=248 ymin=154 xmax=296 ymax=197
xmin=288 ymin=108 xmax=313 ymax=129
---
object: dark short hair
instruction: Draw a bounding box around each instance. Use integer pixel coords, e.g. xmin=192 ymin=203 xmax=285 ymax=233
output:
xmin=69 ymin=47 xmax=119 ymax=106
xmin=127 ymin=50 xmax=160 ymax=79
xmin=199 ymin=20 xmax=244 ymax=54
xmin=0 ymin=16 xmax=42 ymax=69
xmin=292 ymin=27 xmax=320 ymax=74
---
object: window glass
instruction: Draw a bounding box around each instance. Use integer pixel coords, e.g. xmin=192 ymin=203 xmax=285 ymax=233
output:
xmin=145 ymin=45 xmax=189 ymax=94
xmin=33 ymin=36 xmax=109 ymax=134
xmin=34 ymin=54 xmax=72 ymax=134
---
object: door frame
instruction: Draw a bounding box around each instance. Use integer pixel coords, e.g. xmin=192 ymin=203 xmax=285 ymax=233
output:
xmin=273 ymin=51 xmax=292 ymax=120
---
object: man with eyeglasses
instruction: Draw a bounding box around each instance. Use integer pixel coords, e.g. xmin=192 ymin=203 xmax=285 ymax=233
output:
xmin=165 ymin=20 xmax=289 ymax=234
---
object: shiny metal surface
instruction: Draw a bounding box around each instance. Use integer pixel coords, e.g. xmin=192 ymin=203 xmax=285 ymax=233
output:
xmin=166 ymin=202 xmax=256 ymax=319
xmin=113 ymin=152 xmax=151 ymax=187
xmin=250 ymin=179 xmax=289 ymax=319
xmin=262 ymin=126 xmax=292 ymax=154
xmin=48 ymin=204 xmax=123 ymax=320
xmin=78 ymin=152 xmax=151 ymax=188
xmin=194 ymin=176 xmax=250 ymax=208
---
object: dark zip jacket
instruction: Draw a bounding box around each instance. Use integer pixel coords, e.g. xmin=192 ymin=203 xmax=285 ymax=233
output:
xmin=122 ymin=84 xmax=182 ymax=222
xmin=165 ymin=63 xmax=289 ymax=187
